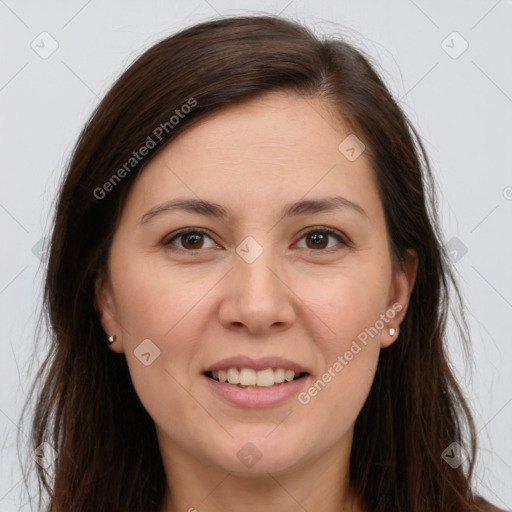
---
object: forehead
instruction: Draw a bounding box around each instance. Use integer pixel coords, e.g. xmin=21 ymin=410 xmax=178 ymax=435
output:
xmin=122 ymin=92 xmax=381 ymax=223
xmin=171 ymin=91 xmax=356 ymax=161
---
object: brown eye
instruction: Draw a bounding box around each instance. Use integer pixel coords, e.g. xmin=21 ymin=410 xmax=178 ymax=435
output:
xmin=181 ymin=232 xmax=204 ymax=250
xmin=164 ymin=229 xmax=217 ymax=252
xmin=296 ymin=228 xmax=346 ymax=252
xmin=305 ymin=232 xmax=329 ymax=250
xmin=164 ymin=227 xmax=347 ymax=255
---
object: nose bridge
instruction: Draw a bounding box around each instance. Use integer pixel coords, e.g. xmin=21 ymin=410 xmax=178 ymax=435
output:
xmin=218 ymin=232 xmax=296 ymax=334
xmin=234 ymin=234 xmax=280 ymax=297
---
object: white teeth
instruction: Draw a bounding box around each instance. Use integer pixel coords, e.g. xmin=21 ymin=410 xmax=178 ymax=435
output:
xmin=239 ymin=368 xmax=256 ymax=386
xmin=274 ymin=368 xmax=285 ymax=383
xmin=227 ymin=368 xmax=240 ymax=384
xmin=256 ymin=369 xmax=275 ymax=387
xmin=284 ymin=370 xmax=295 ymax=382
xmin=210 ymin=367 xmax=302 ymax=387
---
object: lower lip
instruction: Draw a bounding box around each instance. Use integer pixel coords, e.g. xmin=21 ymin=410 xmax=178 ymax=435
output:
xmin=203 ymin=374 xmax=310 ymax=408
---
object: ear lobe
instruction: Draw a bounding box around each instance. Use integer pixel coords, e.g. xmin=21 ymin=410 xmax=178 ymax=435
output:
xmin=381 ymin=249 xmax=418 ymax=348
xmin=94 ymin=273 xmax=123 ymax=352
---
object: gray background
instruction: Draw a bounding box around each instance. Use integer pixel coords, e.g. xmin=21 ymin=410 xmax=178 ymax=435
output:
xmin=1 ymin=0 xmax=511 ymax=510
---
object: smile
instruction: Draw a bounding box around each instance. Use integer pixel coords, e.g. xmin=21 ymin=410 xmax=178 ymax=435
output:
xmin=205 ymin=367 xmax=306 ymax=388
xmin=203 ymin=371 xmax=310 ymax=408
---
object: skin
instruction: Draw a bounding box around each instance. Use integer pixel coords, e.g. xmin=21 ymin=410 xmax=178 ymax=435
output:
xmin=96 ymin=91 xmax=418 ymax=512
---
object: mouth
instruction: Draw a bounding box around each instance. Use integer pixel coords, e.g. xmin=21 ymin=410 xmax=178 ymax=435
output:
xmin=204 ymin=368 xmax=309 ymax=389
xmin=203 ymin=356 xmax=311 ymax=408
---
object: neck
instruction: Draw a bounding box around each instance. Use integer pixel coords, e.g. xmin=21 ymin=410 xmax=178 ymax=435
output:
xmin=158 ymin=434 xmax=364 ymax=512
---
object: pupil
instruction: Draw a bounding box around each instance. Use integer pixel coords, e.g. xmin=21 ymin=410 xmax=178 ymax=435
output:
xmin=308 ymin=233 xmax=327 ymax=249
xmin=184 ymin=233 xmax=202 ymax=249
xmin=181 ymin=232 xmax=328 ymax=251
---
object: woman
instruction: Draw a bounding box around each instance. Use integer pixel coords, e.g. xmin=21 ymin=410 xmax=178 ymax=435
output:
xmin=21 ymin=14 xmax=506 ymax=512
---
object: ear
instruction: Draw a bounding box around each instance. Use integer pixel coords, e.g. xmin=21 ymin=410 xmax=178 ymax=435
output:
xmin=94 ymin=272 xmax=124 ymax=353
xmin=381 ymin=248 xmax=418 ymax=348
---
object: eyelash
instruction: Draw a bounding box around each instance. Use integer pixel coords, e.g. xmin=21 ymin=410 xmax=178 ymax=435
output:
xmin=162 ymin=227 xmax=349 ymax=255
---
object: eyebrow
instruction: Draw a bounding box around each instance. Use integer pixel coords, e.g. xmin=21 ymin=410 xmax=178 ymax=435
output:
xmin=140 ymin=196 xmax=368 ymax=224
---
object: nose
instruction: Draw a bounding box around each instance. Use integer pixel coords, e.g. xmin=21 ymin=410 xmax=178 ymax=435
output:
xmin=217 ymin=246 xmax=296 ymax=336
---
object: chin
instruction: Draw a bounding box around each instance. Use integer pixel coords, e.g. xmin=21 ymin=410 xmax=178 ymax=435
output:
xmin=210 ymin=432 xmax=309 ymax=476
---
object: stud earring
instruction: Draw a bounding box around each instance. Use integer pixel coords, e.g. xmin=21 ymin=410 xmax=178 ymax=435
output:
xmin=389 ymin=328 xmax=396 ymax=336
xmin=106 ymin=334 xmax=116 ymax=345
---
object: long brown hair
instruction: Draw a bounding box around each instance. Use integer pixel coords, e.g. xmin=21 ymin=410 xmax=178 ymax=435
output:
xmin=20 ymin=14 xmax=498 ymax=512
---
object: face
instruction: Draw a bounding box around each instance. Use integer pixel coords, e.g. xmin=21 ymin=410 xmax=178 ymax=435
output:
xmin=96 ymin=92 xmax=417 ymax=477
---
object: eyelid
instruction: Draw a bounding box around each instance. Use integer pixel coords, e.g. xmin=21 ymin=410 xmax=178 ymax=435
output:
xmin=163 ymin=226 xmax=349 ymax=254
xmin=294 ymin=226 xmax=349 ymax=251
xmin=163 ymin=228 xmax=217 ymax=251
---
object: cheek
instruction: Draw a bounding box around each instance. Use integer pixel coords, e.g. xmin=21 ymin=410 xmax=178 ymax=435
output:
xmin=108 ymin=248 xmax=206 ymax=340
xmin=304 ymin=262 xmax=391 ymax=347
xmin=296 ymin=346 xmax=379 ymax=455
xmin=294 ymin=262 xmax=388 ymax=415
xmin=107 ymin=250 xmax=208 ymax=408
xmin=297 ymin=280 xmax=383 ymax=441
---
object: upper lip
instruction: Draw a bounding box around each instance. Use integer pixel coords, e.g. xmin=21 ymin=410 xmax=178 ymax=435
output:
xmin=204 ymin=356 xmax=310 ymax=374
